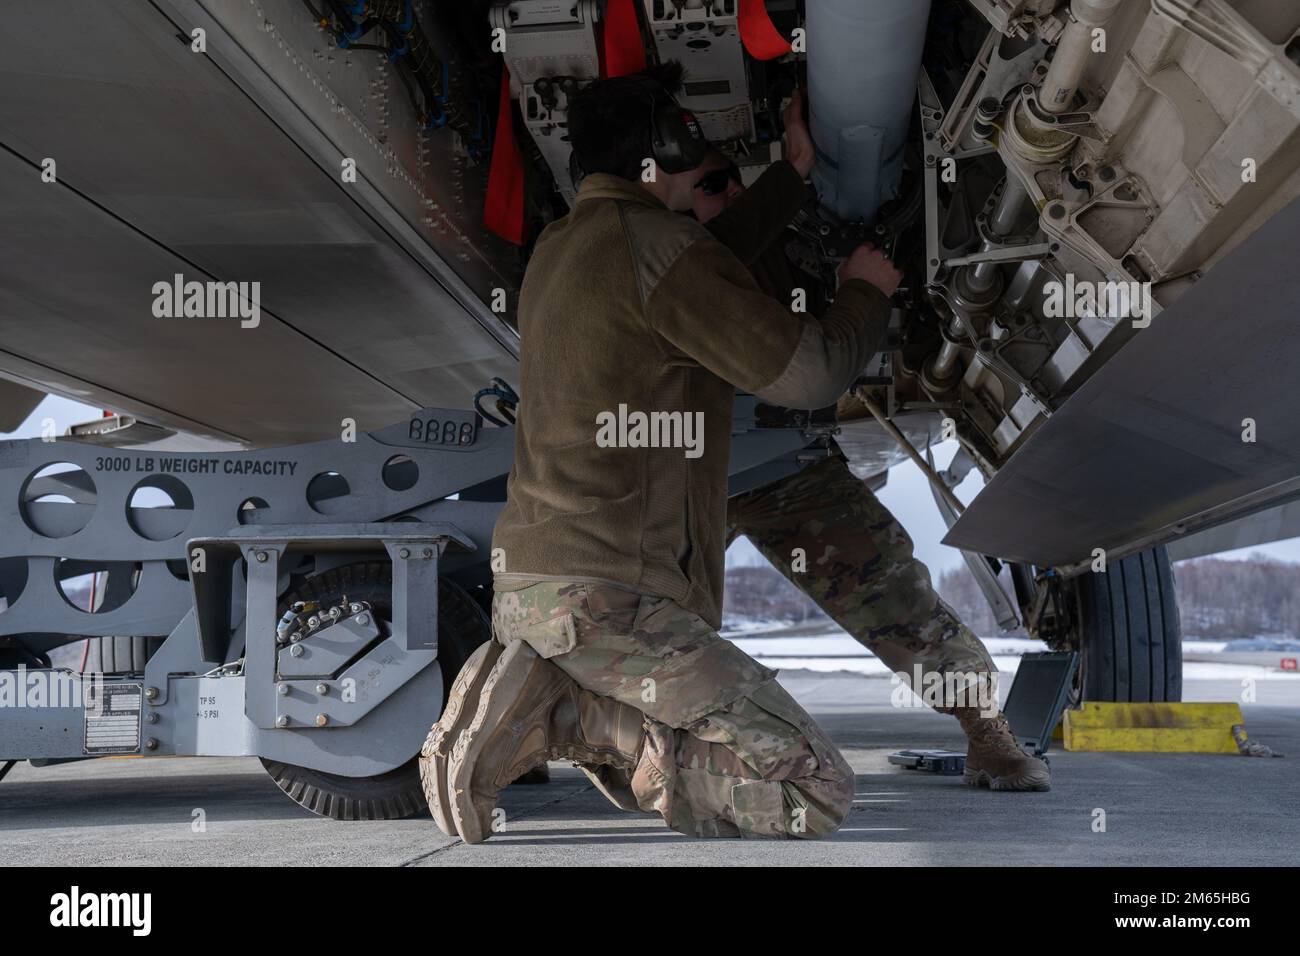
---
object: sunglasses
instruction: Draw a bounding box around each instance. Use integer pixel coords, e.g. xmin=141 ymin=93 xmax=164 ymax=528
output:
xmin=694 ymin=163 xmax=743 ymax=196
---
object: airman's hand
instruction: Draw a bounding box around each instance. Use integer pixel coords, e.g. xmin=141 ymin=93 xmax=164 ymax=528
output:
xmin=782 ymin=90 xmax=815 ymax=179
xmin=839 ymin=243 xmax=903 ymax=297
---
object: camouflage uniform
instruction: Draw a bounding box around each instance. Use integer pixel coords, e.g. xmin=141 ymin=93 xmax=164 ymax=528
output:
xmin=492 ymin=577 xmax=856 ymax=838
xmin=726 ymin=453 xmax=996 ymax=707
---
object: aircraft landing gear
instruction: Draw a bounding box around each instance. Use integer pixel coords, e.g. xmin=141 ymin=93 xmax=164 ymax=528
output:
xmin=1029 ymin=545 xmax=1182 ymax=704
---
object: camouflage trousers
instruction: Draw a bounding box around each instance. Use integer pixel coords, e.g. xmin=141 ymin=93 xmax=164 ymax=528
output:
xmin=492 ymin=579 xmax=856 ymax=839
xmin=726 ymin=454 xmax=996 ymax=710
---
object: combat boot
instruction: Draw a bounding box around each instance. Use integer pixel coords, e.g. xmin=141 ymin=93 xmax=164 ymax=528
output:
xmin=419 ymin=640 xmax=502 ymax=835
xmin=955 ymin=708 xmax=1051 ymax=791
xmin=446 ymin=639 xmax=644 ymax=843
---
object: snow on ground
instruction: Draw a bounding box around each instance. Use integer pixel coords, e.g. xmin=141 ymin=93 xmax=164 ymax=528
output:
xmin=723 ymin=621 xmax=1300 ymax=682
xmin=1182 ymin=661 xmax=1300 ymax=681
xmin=722 ymin=618 xmax=819 ymax=636
xmin=729 ymin=633 xmax=1045 ymax=658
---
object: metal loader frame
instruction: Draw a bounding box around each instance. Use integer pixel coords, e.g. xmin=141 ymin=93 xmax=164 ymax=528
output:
xmin=0 ymin=401 xmax=812 ymax=778
xmin=0 ymin=407 xmax=510 ymax=775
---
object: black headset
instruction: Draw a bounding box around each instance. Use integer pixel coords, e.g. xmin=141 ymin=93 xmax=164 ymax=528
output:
xmin=569 ymin=74 xmax=707 ymax=182
xmin=638 ymin=78 xmax=708 ymax=174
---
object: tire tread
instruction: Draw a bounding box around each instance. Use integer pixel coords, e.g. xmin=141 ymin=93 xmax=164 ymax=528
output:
xmin=1078 ymin=546 xmax=1181 ymax=702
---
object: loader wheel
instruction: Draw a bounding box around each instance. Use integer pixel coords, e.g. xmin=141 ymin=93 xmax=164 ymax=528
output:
xmin=260 ymin=563 xmax=490 ymax=821
xmin=85 ymin=635 xmax=164 ymax=675
xmin=1072 ymin=546 xmax=1183 ymax=703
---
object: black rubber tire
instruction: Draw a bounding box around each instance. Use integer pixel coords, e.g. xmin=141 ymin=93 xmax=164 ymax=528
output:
xmin=1074 ymin=546 xmax=1182 ymax=702
xmin=84 ymin=636 xmax=165 ymax=675
xmin=260 ymin=563 xmax=491 ymax=821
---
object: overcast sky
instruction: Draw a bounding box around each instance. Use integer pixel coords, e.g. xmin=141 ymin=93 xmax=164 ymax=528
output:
xmin=8 ymin=394 xmax=1298 ymax=573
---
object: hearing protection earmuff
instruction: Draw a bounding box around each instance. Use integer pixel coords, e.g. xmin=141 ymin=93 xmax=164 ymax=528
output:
xmin=638 ymin=77 xmax=708 ymax=174
xmin=566 ymin=74 xmax=708 ymax=186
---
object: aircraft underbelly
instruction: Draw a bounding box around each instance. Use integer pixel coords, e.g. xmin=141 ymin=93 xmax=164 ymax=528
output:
xmin=944 ymin=197 xmax=1300 ymax=567
xmin=0 ymin=1 xmax=518 ymax=447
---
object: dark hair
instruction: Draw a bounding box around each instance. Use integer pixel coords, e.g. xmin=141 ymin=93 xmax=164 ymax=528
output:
xmin=568 ymin=62 xmax=686 ymax=181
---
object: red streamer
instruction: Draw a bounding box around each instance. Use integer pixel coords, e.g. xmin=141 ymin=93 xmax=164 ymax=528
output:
xmin=738 ymin=0 xmax=792 ymax=60
xmin=603 ymin=0 xmax=646 ymax=77
xmin=484 ymin=63 xmax=527 ymax=246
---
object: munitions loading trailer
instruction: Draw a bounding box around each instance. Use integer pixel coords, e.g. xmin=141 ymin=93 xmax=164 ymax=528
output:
xmin=0 ymin=401 xmax=814 ymax=818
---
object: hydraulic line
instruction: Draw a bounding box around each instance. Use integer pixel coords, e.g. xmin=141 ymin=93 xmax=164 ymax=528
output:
xmin=966 ymin=174 xmax=1030 ymax=296
xmin=311 ymin=0 xmax=487 ymax=148
xmin=928 ymin=172 xmax=1031 ymax=384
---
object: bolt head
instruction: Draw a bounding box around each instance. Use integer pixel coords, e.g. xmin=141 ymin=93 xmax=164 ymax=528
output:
xmin=357 ymin=614 xmax=370 ymax=627
xmin=278 ymin=683 xmax=289 ymax=695
xmin=276 ymin=715 xmax=290 ymax=728
xmin=255 ymin=551 xmax=268 ymax=563
xmin=290 ymin=645 xmax=305 ymax=657
xmin=315 ymin=714 xmax=329 ymax=727
xmin=144 ymin=738 xmax=158 ymax=751
xmin=316 ymin=683 xmax=328 ymax=695
xmin=144 ymin=686 xmax=159 ymax=700
xmin=399 ymin=547 xmax=410 ymax=559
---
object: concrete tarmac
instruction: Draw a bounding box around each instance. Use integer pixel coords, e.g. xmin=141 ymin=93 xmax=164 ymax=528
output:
xmin=1 ymin=674 xmax=1295 ymax=866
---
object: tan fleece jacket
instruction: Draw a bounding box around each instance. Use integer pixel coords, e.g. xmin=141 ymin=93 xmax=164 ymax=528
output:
xmin=492 ymin=160 xmax=891 ymax=627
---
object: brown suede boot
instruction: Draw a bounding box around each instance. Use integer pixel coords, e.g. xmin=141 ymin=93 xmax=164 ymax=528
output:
xmin=418 ymin=640 xmax=502 ymax=836
xmin=446 ymin=640 xmax=644 ymax=843
xmin=955 ymin=708 xmax=1051 ymax=791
